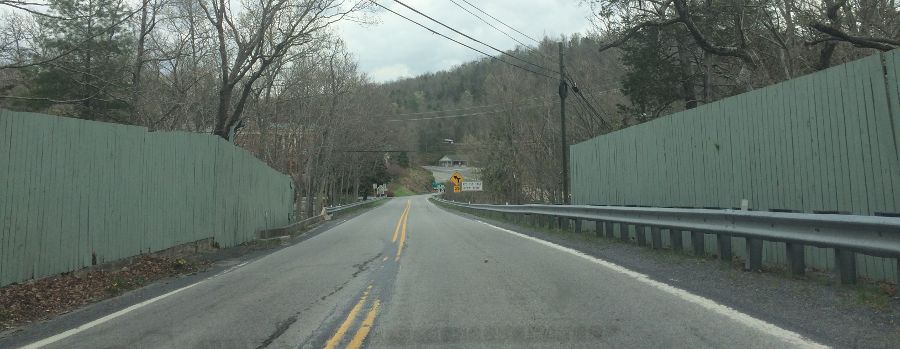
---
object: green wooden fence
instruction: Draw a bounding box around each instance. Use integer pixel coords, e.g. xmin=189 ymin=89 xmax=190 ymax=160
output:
xmin=571 ymin=50 xmax=900 ymax=283
xmin=0 ymin=110 xmax=294 ymax=287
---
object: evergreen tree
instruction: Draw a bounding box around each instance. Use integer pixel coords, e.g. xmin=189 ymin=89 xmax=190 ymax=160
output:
xmin=396 ymin=151 xmax=410 ymax=168
xmin=27 ymin=0 xmax=133 ymax=121
xmin=616 ymin=27 xmax=684 ymax=123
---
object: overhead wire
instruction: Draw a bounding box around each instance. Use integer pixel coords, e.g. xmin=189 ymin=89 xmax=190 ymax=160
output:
xmin=371 ymin=93 xmax=551 ymax=118
xmin=565 ymin=55 xmax=616 ymax=109
xmin=381 ymin=88 xmax=622 ymax=122
xmin=447 ymin=0 xmax=531 ymax=51
xmin=568 ymin=77 xmax=614 ymax=131
xmin=458 ymin=0 xmax=542 ymax=45
xmin=447 ymin=0 xmax=562 ymax=78
xmin=563 ymin=54 xmax=619 ymax=130
xmin=389 ymin=0 xmax=559 ymax=76
xmin=370 ymin=1 xmax=557 ymax=81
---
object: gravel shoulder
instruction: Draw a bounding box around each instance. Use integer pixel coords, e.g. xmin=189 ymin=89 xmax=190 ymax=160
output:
xmin=433 ymin=200 xmax=900 ymax=349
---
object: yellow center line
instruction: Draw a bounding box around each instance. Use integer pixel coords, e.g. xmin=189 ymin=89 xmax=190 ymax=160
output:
xmin=322 ymin=287 xmax=371 ymax=349
xmin=346 ymin=300 xmax=381 ymax=349
xmin=395 ymin=203 xmax=409 ymax=261
xmin=392 ymin=200 xmax=411 ymax=242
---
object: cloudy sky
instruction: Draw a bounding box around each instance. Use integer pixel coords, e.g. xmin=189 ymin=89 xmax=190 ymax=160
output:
xmin=336 ymin=0 xmax=594 ymax=83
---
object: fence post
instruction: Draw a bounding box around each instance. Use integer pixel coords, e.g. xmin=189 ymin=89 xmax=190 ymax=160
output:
xmin=835 ymin=249 xmax=857 ymax=284
xmin=786 ymin=243 xmax=805 ymax=276
xmin=717 ymin=235 xmax=732 ymax=262
xmin=745 ymin=238 xmax=763 ymax=271
xmin=651 ymin=227 xmax=662 ymax=249
xmin=671 ymin=229 xmax=683 ymax=252
xmin=691 ymin=231 xmax=705 ymax=256
xmin=635 ymin=225 xmax=646 ymax=246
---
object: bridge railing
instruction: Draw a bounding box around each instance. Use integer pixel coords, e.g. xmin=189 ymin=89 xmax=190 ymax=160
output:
xmin=434 ymin=198 xmax=900 ymax=285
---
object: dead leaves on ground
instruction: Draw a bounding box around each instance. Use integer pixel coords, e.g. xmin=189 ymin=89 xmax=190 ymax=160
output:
xmin=0 ymin=257 xmax=211 ymax=329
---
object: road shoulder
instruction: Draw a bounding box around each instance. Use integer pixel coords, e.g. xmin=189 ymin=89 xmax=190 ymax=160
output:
xmin=431 ymin=200 xmax=900 ymax=349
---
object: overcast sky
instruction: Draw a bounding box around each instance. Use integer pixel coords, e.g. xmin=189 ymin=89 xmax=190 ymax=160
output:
xmin=336 ymin=0 xmax=594 ymax=83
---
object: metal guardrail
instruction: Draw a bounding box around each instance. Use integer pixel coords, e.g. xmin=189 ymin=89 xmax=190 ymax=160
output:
xmin=326 ymin=197 xmax=386 ymax=217
xmin=434 ymin=198 xmax=900 ymax=285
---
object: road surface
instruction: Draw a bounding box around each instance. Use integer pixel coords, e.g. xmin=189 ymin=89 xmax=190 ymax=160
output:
xmin=5 ymin=196 xmax=829 ymax=348
xmin=422 ymin=166 xmax=478 ymax=184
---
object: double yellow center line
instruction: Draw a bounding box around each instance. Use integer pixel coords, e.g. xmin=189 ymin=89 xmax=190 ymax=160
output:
xmin=322 ymin=200 xmax=411 ymax=349
xmin=394 ymin=199 xmax=410 ymax=261
xmin=323 ymin=285 xmax=380 ymax=349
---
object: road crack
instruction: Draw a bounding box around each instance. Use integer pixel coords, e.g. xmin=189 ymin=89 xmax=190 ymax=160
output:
xmin=255 ymin=315 xmax=298 ymax=349
xmin=352 ymin=252 xmax=383 ymax=278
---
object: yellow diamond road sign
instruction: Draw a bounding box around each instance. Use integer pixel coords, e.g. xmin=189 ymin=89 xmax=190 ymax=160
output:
xmin=450 ymin=172 xmax=464 ymax=186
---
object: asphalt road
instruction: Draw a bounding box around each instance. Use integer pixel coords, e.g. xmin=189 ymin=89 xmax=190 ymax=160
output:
xmin=4 ymin=195 xmax=831 ymax=348
xmin=422 ymin=166 xmax=478 ymax=183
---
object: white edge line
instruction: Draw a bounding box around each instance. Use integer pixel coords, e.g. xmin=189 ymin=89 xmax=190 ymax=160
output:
xmin=19 ymin=261 xmax=251 ymax=349
xmin=474 ymin=220 xmax=830 ymax=349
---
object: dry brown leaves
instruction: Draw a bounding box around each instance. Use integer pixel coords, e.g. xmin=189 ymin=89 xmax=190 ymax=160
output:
xmin=0 ymin=257 xmax=211 ymax=329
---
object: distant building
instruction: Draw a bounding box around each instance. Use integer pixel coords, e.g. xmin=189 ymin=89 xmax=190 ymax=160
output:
xmin=439 ymin=155 xmax=466 ymax=167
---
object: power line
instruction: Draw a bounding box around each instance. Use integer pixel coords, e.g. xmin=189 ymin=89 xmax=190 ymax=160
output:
xmin=458 ymin=0 xmax=542 ymax=45
xmin=563 ymin=56 xmax=620 ymax=130
xmin=370 ymin=1 xmax=557 ymax=81
xmin=385 ymin=110 xmax=495 ymax=122
xmin=381 ymin=88 xmax=622 ymax=122
xmin=371 ymin=93 xmax=555 ymax=118
xmin=564 ymin=55 xmax=617 ymax=109
xmin=570 ymin=87 xmax=613 ymax=132
xmin=390 ymin=0 xmax=559 ymax=76
xmin=567 ymin=75 xmax=613 ymax=130
xmin=448 ymin=0 xmax=531 ymax=51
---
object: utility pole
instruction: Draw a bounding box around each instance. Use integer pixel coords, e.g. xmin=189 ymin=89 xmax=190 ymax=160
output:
xmin=558 ymin=42 xmax=569 ymax=204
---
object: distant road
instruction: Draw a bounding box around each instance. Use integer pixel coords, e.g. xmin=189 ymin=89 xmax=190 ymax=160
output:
xmin=4 ymin=196 xmax=831 ymax=349
xmin=423 ymin=166 xmax=479 ymax=183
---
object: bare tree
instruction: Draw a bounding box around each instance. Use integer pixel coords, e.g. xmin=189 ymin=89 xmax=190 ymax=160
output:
xmin=197 ymin=0 xmax=369 ymax=140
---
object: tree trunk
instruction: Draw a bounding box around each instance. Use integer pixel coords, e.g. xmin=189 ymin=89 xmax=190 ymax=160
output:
xmin=677 ymin=37 xmax=697 ymax=109
xmin=131 ymin=0 xmax=150 ymax=124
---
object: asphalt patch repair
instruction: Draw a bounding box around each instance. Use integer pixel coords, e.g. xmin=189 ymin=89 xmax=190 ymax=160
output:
xmin=0 ymin=257 xmax=212 ymax=329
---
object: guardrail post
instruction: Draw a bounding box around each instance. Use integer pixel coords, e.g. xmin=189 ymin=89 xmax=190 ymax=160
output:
xmin=594 ymin=221 xmax=603 ymax=237
xmin=605 ymin=222 xmax=614 ymax=239
xmin=619 ymin=223 xmax=629 ymax=242
xmin=529 ymin=214 xmax=535 ymax=226
xmin=835 ymin=249 xmax=857 ymax=284
xmin=745 ymin=238 xmax=763 ymax=271
xmin=561 ymin=217 xmax=569 ymax=230
xmin=671 ymin=229 xmax=683 ymax=252
xmin=651 ymin=227 xmax=662 ymax=249
xmin=786 ymin=243 xmax=805 ymax=276
xmin=574 ymin=219 xmax=582 ymax=234
xmin=717 ymin=235 xmax=732 ymax=262
xmin=691 ymin=231 xmax=705 ymax=256
xmin=635 ymin=225 xmax=646 ymax=246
